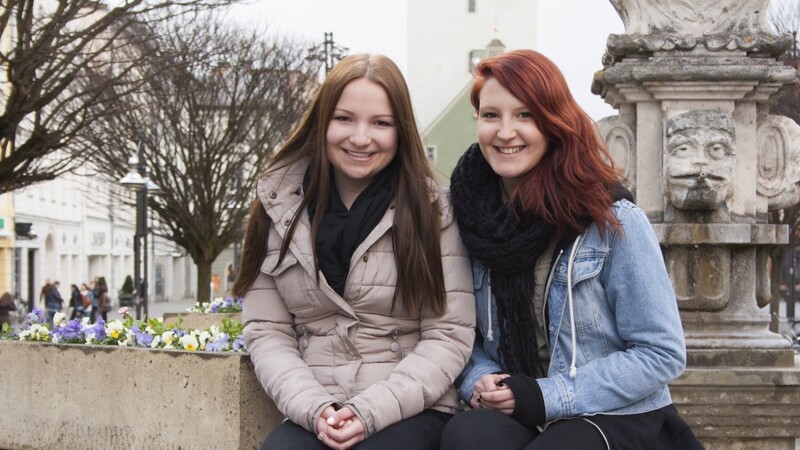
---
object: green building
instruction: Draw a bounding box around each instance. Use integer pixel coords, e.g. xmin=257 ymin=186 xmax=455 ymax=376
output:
xmin=422 ymin=38 xmax=505 ymax=184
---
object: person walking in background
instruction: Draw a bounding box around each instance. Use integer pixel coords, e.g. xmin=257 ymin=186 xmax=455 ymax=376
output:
xmin=441 ymin=50 xmax=701 ymax=450
xmin=44 ymin=281 xmax=64 ymax=328
xmin=68 ymin=284 xmax=84 ymax=320
xmin=233 ymin=53 xmax=475 ymax=450
xmin=81 ymin=283 xmax=95 ymax=323
xmin=89 ymin=278 xmax=99 ymax=323
xmin=38 ymin=279 xmax=51 ymax=312
xmin=96 ymin=277 xmax=110 ymax=322
xmin=0 ymin=292 xmax=16 ymax=327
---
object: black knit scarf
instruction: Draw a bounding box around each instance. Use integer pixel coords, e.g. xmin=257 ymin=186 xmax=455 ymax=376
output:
xmin=307 ymin=163 xmax=397 ymax=296
xmin=451 ymin=144 xmax=557 ymax=377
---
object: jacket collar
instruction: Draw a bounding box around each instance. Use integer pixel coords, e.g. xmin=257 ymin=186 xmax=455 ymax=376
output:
xmin=256 ymin=156 xmax=453 ymax=228
xmin=256 ymin=156 xmax=309 ymax=225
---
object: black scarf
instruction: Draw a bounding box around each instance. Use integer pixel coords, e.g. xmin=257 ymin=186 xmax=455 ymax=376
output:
xmin=308 ymin=163 xmax=397 ymax=296
xmin=451 ymin=144 xmax=555 ymax=377
xmin=451 ymin=143 xmax=632 ymax=377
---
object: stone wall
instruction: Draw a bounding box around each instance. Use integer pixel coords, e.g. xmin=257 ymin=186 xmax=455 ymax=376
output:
xmin=0 ymin=341 xmax=282 ymax=450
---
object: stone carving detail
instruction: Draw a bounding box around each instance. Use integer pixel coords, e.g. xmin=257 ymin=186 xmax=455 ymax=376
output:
xmin=605 ymin=0 xmax=791 ymax=59
xmin=664 ymin=110 xmax=735 ymax=211
xmin=604 ymin=33 xmax=791 ymax=60
xmin=597 ymin=116 xmax=635 ymax=190
xmin=610 ymin=0 xmax=769 ymax=36
xmin=667 ymin=246 xmax=730 ymax=311
xmin=756 ymin=114 xmax=800 ymax=210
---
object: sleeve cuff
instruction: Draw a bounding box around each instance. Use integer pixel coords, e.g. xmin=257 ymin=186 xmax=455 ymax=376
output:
xmin=502 ymin=374 xmax=547 ymax=428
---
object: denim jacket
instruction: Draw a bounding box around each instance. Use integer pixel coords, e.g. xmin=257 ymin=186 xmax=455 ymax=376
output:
xmin=457 ymin=199 xmax=687 ymax=421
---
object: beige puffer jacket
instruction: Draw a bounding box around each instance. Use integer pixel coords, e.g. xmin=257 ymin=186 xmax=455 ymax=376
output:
xmin=242 ymin=158 xmax=475 ymax=437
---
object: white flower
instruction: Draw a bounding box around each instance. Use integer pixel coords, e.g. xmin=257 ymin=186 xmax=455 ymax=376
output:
xmin=150 ymin=335 xmax=162 ymax=348
xmin=81 ymin=317 xmax=91 ymax=327
xmin=208 ymin=325 xmax=220 ymax=335
xmin=53 ymin=312 xmax=66 ymax=327
xmin=198 ymin=330 xmax=211 ymax=347
xmin=18 ymin=329 xmax=32 ymax=340
xmin=51 ymin=334 xmax=62 ymax=344
xmin=161 ymin=330 xmax=175 ymax=346
xmin=179 ymin=334 xmax=199 ymax=351
xmin=85 ymin=332 xmax=96 ymax=344
xmin=32 ymin=324 xmax=49 ymax=341
xmin=118 ymin=334 xmax=132 ymax=346
xmin=105 ymin=320 xmax=124 ymax=339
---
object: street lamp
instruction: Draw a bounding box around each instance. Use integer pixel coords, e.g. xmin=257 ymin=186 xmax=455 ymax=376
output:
xmin=119 ymin=135 xmax=160 ymax=320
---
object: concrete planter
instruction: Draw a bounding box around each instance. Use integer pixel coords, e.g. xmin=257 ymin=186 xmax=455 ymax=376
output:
xmin=161 ymin=312 xmax=242 ymax=330
xmin=0 ymin=340 xmax=281 ymax=450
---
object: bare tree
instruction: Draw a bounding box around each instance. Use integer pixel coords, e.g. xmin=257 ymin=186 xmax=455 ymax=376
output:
xmin=87 ymin=13 xmax=319 ymax=304
xmin=0 ymin=0 xmax=238 ymax=193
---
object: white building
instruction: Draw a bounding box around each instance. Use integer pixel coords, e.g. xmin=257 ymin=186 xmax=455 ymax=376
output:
xmin=12 ymin=169 xmax=196 ymax=310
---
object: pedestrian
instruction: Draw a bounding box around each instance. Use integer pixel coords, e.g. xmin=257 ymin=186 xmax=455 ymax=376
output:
xmin=96 ymin=276 xmax=110 ymax=322
xmin=38 ymin=279 xmax=51 ymax=311
xmin=0 ymin=292 xmax=16 ymax=328
xmin=89 ymin=278 xmax=99 ymax=323
xmin=80 ymin=283 xmax=95 ymax=323
xmin=44 ymin=281 xmax=64 ymax=329
xmin=69 ymin=284 xmax=83 ymax=320
xmin=232 ymin=53 xmax=475 ymax=450
xmin=441 ymin=49 xmax=702 ymax=450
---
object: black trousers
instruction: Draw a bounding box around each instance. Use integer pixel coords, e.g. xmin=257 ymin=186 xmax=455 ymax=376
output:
xmin=441 ymin=408 xmax=605 ymax=450
xmin=441 ymin=405 xmax=703 ymax=450
xmin=261 ymin=409 xmax=452 ymax=450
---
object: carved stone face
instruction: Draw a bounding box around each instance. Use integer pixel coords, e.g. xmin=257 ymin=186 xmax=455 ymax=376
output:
xmin=665 ymin=111 xmax=735 ymax=211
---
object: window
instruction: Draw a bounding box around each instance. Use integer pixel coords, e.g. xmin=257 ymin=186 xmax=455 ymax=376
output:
xmin=426 ymin=145 xmax=437 ymax=162
xmin=469 ymin=49 xmax=486 ymax=73
xmin=468 ymin=0 xmax=476 ymax=12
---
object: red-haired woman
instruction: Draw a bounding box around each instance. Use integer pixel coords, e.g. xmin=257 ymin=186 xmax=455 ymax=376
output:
xmin=442 ymin=49 xmax=702 ymax=449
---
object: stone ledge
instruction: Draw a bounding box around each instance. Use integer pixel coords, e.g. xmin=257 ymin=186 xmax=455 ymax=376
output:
xmin=670 ymin=365 xmax=800 ymax=450
xmin=652 ymin=223 xmax=788 ymax=245
xmin=0 ymin=341 xmax=281 ymax=450
xmin=162 ymin=312 xmax=242 ymax=330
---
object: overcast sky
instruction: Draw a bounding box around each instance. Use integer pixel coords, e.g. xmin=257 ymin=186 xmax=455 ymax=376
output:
xmin=226 ymin=1 xmax=625 ymax=120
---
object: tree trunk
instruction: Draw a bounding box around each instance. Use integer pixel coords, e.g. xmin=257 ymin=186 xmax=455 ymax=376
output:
xmin=196 ymin=259 xmax=213 ymax=306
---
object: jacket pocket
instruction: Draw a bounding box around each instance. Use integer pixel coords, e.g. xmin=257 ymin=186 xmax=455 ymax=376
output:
xmin=261 ymin=251 xmax=320 ymax=313
xmin=261 ymin=251 xmax=298 ymax=276
xmin=551 ymin=250 xmax=607 ymax=287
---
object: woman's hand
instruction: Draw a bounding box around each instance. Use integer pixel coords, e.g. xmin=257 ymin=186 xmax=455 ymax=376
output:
xmin=316 ymin=405 xmax=366 ymax=449
xmin=471 ymin=373 xmax=515 ymax=415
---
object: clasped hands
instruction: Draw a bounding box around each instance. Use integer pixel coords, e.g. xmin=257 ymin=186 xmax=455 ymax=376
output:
xmin=316 ymin=404 xmax=366 ymax=450
xmin=470 ymin=373 xmax=515 ymax=415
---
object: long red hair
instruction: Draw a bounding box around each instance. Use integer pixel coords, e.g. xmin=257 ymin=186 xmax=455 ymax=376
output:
xmin=471 ymin=49 xmax=620 ymax=235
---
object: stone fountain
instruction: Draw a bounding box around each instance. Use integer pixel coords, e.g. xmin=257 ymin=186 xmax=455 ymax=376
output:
xmin=593 ymin=1 xmax=800 ymax=448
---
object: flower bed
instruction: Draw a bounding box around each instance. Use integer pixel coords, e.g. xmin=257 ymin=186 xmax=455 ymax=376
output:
xmin=1 ymin=308 xmax=245 ymax=352
xmin=0 ymin=307 xmax=282 ymax=450
xmin=163 ymin=296 xmax=244 ymax=330
xmin=188 ymin=296 xmax=244 ymax=314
